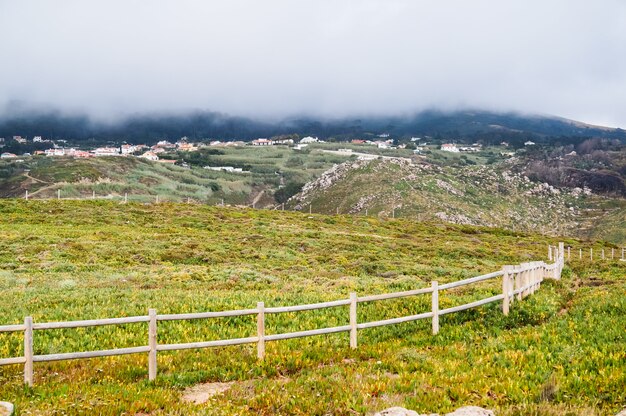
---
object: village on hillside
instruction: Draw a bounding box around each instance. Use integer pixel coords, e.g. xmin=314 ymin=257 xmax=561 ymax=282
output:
xmin=0 ymin=132 xmax=537 ymax=162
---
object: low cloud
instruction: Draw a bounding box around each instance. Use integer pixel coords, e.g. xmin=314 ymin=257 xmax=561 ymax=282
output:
xmin=1 ymin=0 xmax=626 ymax=127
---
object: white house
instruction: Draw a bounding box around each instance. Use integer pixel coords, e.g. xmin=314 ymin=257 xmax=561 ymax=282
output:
xmin=140 ymin=151 xmax=159 ymax=161
xmin=93 ymin=147 xmax=120 ymax=156
xmin=524 ymin=141 xmax=536 ymax=146
xmin=252 ymin=138 xmax=273 ymax=146
xmin=299 ymin=136 xmax=319 ymax=144
xmin=441 ymin=143 xmax=459 ymax=152
xmin=1 ymin=152 xmax=17 ymax=158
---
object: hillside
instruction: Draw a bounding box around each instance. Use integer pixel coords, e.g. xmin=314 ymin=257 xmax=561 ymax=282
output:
xmin=287 ymin=158 xmax=626 ymax=243
xmin=1 ymin=108 xmax=624 ymax=144
xmin=0 ymin=147 xmax=351 ymax=204
xmin=0 ymin=200 xmax=623 ymax=415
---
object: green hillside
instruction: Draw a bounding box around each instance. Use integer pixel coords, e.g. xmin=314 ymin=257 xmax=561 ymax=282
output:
xmin=0 ymin=146 xmax=352 ymax=205
xmin=287 ymin=158 xmax=626 ymax=244
xmin=0 ymin=200 xmax=624 ymax=415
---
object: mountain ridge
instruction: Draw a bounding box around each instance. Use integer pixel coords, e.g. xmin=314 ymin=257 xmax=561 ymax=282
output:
xmin=1 ymin=108 xmax=624 ymax=144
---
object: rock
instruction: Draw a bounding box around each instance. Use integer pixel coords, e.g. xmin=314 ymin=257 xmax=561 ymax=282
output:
xmin=374 ymin=406 xmax=493 ymax=416
xmin=374 ymin=407 xmax=423 ymax=416
xmin=0 ymin=402 xmax=14 ymax=416
xmin=445 ymin=406 xmax=494 ymax=416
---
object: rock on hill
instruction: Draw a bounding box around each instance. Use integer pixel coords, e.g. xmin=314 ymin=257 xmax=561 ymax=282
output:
xmin=288 ymin=158 xmax=624 ymax=241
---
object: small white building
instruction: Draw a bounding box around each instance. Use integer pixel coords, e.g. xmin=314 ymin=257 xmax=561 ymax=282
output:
xmin=524 ymin=141 xmax=536 ymax=146
xmin=252 ymin=138 xmax=273 ymax=146
xmin=140 ymin=151 xmax=159 ymax=161
xmin=93 ymin=147 xmax=120 ymax=156
xmin=441 ymin=143 xmax=459 ymax=153
xmin=299 ymin=136 xmax=319 ymax=144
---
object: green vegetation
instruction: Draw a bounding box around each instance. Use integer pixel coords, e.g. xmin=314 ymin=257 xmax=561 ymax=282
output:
xmin=290 ymin=158 xmax=626 ymax=244
xmin=0 ymin=146 xmax=352 ymax=206
xmin=0 ymin=200 xmax=623 ymax=415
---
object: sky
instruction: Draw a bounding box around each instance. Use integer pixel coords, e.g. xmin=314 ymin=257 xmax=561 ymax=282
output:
xmin=1 ymin=0 xmax=626 ymax=127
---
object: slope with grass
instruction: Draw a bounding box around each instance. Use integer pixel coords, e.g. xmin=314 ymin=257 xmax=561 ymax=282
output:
xmin=0 ymin=146 xmax=352 ymax=205
xmin=288 ymin=158 xmax=626 ymax=244
xmin=0 ymin=200 xmax=624 ymax=415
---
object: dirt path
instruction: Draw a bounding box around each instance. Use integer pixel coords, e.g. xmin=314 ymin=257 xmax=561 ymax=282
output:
xmin=22 ymin=171 xmax=50 ymax=184
xmin=251 ymin=190 xmax=264 ymax=207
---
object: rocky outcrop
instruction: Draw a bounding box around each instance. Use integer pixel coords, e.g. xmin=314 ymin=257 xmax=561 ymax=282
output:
xmin=0 ymin=402 xmax=14 ymax=416
xmin=374 ymin=406 xmax=494 ymax=416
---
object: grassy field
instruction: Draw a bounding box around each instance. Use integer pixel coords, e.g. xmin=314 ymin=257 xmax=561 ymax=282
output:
xmin=0 ymin=200 xmax=624 ymax=415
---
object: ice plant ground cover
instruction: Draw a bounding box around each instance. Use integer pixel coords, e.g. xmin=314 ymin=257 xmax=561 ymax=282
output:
xmin=0 ymin=200 xmax=623 ymax=415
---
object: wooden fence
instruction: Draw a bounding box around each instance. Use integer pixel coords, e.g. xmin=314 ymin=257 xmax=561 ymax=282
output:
xmin=0 ymin=243 xmax=565 ymax=386
xmin=549 ymin=244 xmax=626 ymax=262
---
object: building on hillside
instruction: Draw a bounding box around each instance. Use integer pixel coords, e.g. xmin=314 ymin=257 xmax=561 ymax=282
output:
xmin=45 ymin=148 xmax=67 ymax=156
xmin=524 ymin=141 xmax=536 ymax=146
xmin=74 ymin=150 xmax=93 ymax=158
xmin=1 ymin=152 xmax=17 ymax=158
xmin=13 ymin=136 xmax=27 ymax=143
xmin=176 ymin=141 xmax=197 ymax=151
xmin=140 ymin=151 xmax=159 ymax=161
xmin=351 ymin=139 xmax=366 ymax=144
xmin=378 ymin=133 xmax=390 ymax=138
xmin=121 ymin=144 xmax=138 ymax=155
xmin=93 ymin=147 xmax=120 ymax=156
xmin=440 ymin=143 xmax=459 ymax=152
xmin=299 ymin=136 xmax=319 ymax=144
xmin=33 ymin=136 xmax=43 ymax=142
xmin=252 ymin=138 xmax=273 ymax=146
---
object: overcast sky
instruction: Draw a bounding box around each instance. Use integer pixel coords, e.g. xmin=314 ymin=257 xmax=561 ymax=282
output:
xmin=1 ymin=0 xmax=626 ymax=127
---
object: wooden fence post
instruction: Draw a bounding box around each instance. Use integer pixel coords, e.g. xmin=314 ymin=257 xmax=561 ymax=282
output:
xmin=156 ymin=195 xmax=159 ymax=204
xmin=24 ymin=316 xmax=33 ymax=386
xmin=548 ymin=245 xmax=552 ymax=261
xmin=257 ymin=302 xmax=265 ymax=359
xmin=349 ymin=292 xmax=357 ymax=349
xmin=502 ymin=266 xmax=512 ymax=315
xmin=148 ymin=309 xmax=157 ymax=381
xmin=57 ymin=189 xmax=61 ymax=200
xmin=125 ymin=193 xmax=128 ymax=204
xmin=336 ymin=207 xmax=339 ymax=215
xmin=309 ymin=205 xmax=312 ymax=214
xmin=25 ymin=190 xmax=29 ymax=200
xmin=579 ymin=248 xmax=582 ymax=260
xmin=431 ymin=281 xmax=439 ymax=334
xmin=611 ymin=248 xmax=614 ymax=259
xmin=514 ymin=265 xmax=521 ymax=301
xmin=602 ymin=249 xmax=605 ymax=260
xmin=92 ymin=190 xmax=96 ymax=200
xmin=590 ymin=248 xmax=593 ymax=261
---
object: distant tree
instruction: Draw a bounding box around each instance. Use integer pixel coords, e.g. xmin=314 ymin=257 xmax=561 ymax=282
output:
xmin=274 ymin=182 xmax=304 ymax=203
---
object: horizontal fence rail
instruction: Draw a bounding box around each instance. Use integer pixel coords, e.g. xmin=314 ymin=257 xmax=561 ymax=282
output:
xmin=0 ymin=243 xmax=566 ymax=386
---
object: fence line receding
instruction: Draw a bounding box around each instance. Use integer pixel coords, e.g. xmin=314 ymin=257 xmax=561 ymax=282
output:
xmin=0 ymin=243 xmax=566 ymax=386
